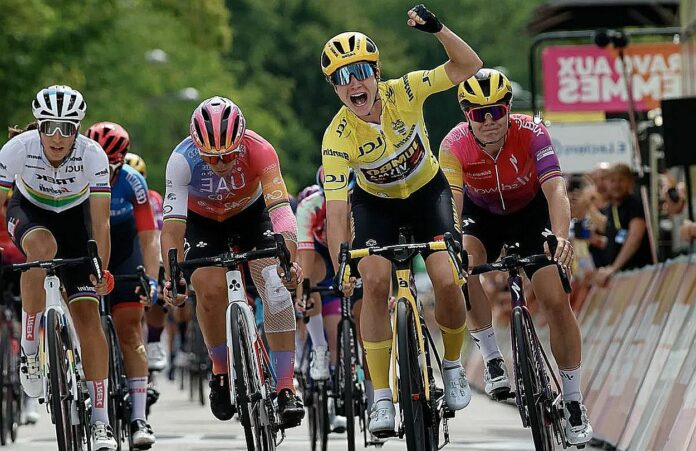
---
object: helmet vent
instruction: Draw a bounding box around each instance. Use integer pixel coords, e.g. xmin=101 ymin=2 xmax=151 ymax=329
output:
xmin=366 ymin=37 xmax=376 ymax=53
xmin=333 ymin=40 xmax=346 ymax=54
xmin=231 ymin=116 xmax=240 ymax=142
xmin=347 ymin=35 xmax=356 ymax=52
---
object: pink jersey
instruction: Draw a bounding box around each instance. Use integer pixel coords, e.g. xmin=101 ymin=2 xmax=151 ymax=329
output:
xmin=439 ymin=114 xmax=562 ymax=214
xmin=164 ymin=130 xmax=291 ymax=222
xmin=148 ymin=190 xmax=164 ymax=230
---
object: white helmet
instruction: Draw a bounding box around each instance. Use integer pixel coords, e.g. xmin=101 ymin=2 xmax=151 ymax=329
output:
xmin=31 ymin=85 xmax=86 ymax=123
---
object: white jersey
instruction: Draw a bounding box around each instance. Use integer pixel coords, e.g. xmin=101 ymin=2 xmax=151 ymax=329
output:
xmin=0 ymin=131 xmax=111 ymax=212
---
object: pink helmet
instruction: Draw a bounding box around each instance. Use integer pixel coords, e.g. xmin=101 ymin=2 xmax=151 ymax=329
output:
xmin=189 ymin=96 xmax=246 ymax=155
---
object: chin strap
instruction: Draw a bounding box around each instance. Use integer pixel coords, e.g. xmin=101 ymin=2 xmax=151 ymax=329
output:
xmin=468 ymin=118 xmax=511 ymax=148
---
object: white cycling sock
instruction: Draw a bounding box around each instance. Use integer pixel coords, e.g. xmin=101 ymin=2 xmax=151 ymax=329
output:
xmin=306 ymin=315 xmax=328 ymax=348
xmin=373 ymin=388 xmax=392 ymax=403
xmin=442 ymin=358 xmax=462 ymax=370
xmin=470 ymin=326 xmax=503 ymax=362
xmin=87 ymin=379 xmax=109 ymax=425
xmin=128 ymin=377 xmax=148 ymax=421
xmin=21 ymin=310 xmax=42 ymax=356
xmin=560 ymin=366 xmax=582 ymax=402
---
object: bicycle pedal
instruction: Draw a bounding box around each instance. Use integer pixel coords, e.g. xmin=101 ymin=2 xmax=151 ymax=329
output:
xmin=373 ymin=429 xmax=396 ymax=439
xmin=442 ymin=407 xmax=455 ymax=419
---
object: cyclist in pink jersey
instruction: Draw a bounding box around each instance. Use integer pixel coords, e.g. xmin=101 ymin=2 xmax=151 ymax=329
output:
xmin=161 ymin=96 xmax=304 ymax=428
xmin=439 ymin=69 xmax=592 ymax=445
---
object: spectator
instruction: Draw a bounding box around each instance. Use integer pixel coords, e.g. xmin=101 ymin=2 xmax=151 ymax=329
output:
xmin=594 ymin=163 xmax=653 ymax=285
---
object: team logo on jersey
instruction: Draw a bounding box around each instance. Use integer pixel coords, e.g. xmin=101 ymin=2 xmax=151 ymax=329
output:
xmin=358 ymin=134 xmax=386 ymax=161
xmin=35 ymin=174 xmax=76 ymax=185
xmin=360 ymin=134 xmax=426 ymax=185
xmin=64 ymin=165 xmax=83 ymax=173
xmin=422 ymin=71 xmax=432 ymax=86
xmin=402 ymin=75 xmax=414 ymax=102
xmin=391 ymin=119 xmax=407 ymax=135
xmin=509 ymin=154 xmax=519 ymax=174
xmin=335 ymin=118 xmax=348 ymax=137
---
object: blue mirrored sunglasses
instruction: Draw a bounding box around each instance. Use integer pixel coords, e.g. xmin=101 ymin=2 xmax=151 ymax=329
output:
xmin=329 ymin=62 xmax=376 ymax=86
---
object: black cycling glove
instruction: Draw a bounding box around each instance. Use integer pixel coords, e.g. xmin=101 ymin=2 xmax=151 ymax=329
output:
xmin=410 ymin=4 xmax=443 ymax=33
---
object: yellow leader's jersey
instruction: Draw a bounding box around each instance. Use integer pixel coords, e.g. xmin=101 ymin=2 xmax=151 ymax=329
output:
xmin=321 ymin=64 xmax=454 ymax=201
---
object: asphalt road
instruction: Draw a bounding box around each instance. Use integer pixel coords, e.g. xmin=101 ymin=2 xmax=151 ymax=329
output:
xmin=10 ymin=373 xmax=601 ymax=451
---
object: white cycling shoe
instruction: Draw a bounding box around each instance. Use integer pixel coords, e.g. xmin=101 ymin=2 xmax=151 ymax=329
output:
xmin=146 ymin=342 xmax=167 ymax=372
xmin=91 ymin=421 xmax=117 ymax=450
xmin=368 ymin=398 xmax=395 ymax=436
xmin=20 ymin=350 xmax=43 ymax=398
xmin=564 ymin=401 xmax=593 ymax=446
xmin=309 ymin=347 xmax=330 ymax=381
xmin=484 ymin=357 xmax=512 ymax=399
xmin=442 ymin=365 xmax=471 ymax=411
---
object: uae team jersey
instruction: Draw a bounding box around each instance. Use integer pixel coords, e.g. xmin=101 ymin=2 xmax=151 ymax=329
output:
xmin=110 ymin=164 xmax=156 ymax=231
xmin=0 ymin=130 xmax=110 ymax=212
xmin=321 ymin=64 xmax=455 ymax=201
xmin=439 ymin=114 xmax=562 ymax=215
xmin=163 ymin=131 xmax=291 ymax=222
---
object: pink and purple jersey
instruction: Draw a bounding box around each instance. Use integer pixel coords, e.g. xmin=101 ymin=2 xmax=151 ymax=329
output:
xmin=439 ymin=114 xmax=562 ymax=215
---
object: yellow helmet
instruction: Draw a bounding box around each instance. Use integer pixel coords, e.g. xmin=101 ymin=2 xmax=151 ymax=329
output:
xmin=124 ymin=152 xmax=147 ymax=178
xmin=320 ymin=32 xmax=379 ymax=77
xmin=458 ymin=69 xmax=513 ymax=110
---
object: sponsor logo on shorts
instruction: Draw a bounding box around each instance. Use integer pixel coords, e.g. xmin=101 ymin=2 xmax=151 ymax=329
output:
xmin=7 ymin=217 xmax=18 ymax=239
xmin=365 ymin=239 xmax=378 ymax=247
xmin=196 ymin=241 xmax=207 ymax=248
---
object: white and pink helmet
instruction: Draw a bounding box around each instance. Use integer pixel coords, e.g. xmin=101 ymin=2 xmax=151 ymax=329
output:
xmin=189 ymin=96 xmax=246 ymax=155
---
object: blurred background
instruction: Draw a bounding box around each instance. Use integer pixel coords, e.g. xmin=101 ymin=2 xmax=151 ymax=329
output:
xmin=0 ymin=0 xmax=546 ymax=194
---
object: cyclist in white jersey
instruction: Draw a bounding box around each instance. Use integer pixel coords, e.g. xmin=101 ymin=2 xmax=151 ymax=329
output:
xmin=0 ymin=86 xmax=117 ymax=450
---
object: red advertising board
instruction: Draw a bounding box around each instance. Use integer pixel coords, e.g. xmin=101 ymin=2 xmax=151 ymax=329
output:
xmin=542 ymin=43 xmax=681 ymax=112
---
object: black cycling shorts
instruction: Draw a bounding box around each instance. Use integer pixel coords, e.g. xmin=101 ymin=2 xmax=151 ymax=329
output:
xmin=6 ymin=191 xmax=97 ymax=301
xmin=183 ymin=197 xmax=274 ymax=279
xmin=351 ymin=170 xmax=461 ymax=259
xmin=109 ymin=220 xmax=145 ymax=309
xmin=461 ymin=190 xmax=553 ymax=278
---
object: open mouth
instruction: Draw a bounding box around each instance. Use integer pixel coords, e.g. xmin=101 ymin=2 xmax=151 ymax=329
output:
xmin=350 ymin=92 xmax=368 ymax=107
xmin=49 ymin=146 xmax=64 ymax=153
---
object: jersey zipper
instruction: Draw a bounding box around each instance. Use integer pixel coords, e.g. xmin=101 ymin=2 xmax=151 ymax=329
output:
xmin=492 ymin=162 xmax=506 ymax=211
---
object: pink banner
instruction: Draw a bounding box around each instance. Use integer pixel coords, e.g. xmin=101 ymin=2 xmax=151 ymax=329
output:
xmin=542 ymin=43 xmax=681 ymax=112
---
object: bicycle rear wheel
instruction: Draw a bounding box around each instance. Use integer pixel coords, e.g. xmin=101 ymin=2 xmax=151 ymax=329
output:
xmin=102 ymin=316 xmax=128 ymax=450
xmin=337 ymin=318 xmax=355 ymax=451
xmin=0 ymin=323 xmax=9 ymax=445
xmin=512 ymin=308 xmax=554 ymax=451
xmin=46 ymin=309 xmax=76 ymax=450
xmin=396 ymin=299 xmax=435 ymax=451
xmin=230 ymin=303 xmax=275 ymax=451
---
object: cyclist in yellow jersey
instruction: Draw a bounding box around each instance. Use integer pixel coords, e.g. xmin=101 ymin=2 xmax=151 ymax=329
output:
xmin=320 ymin=4 xmax=482 ymax=436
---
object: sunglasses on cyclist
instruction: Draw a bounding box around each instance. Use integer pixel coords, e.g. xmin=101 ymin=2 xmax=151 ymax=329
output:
xmin=199 ymin=151 xmax=238 ymax=166
xmin=465 ymin=104 xmax=509 ymax=123
xmin=38 ymin=120 xmax=79 ymax=137
xmin=329 ymin=62 xmax=377 ymax=86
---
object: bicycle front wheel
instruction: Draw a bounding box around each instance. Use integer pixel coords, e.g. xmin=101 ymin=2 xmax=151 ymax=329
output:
xmin=512 ymin=308 xmax=554 ymax=451
xmin=46 ymin=309 xmax=76 ymax=450
xmin=396 ymin=298 xmax=435 ymax=451
xmin=337 ymin=318 xmax=355 ymax=451
xmin=230 ymin=303 xmax=275 ymax=451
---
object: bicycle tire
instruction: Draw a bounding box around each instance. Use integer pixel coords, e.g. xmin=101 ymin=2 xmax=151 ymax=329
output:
xmin=316 ymin=383 xmax=328 ymax=451
xmin=102 ymin=316 xmax=124 ymax=450
xmin=396 ymin=298 xmax=435 ymax=451
xmin=338 ymin=318 xmax=355 ymax=451
xmin=8 ymin=333 xmax=19 ymax=443
xmin=308 ymin=391 xmax=318 ymax=451
xmin=0 ymin=324 xmax=8 ymax=446
xmin=46 ymin=309 xmax=75 ymax=450
xmin=230 ymin=303 xmax=275 ymax=451
xmin=512 ymin=308 xmax=554 ymax=451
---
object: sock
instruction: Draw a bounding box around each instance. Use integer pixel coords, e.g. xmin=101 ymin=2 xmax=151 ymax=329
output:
xmin=21 ymin=311 xmax=42 ymax=356
xmin=147 ymin=326 xmax=164 ymax=343
xmin=560 ymin=365 xmax=582 ymax=402
xmin=271 ymin=351 xmax=295 ymax=393
xmin=363 ymin=340 xmax=391 ymax=392
xmin=373 ymin=388 xmax=392 ymax=402
xmin=438 ymin=322 xmax=467 ymax=363
xmin=442 ymin=358 xmax=462 ymax=370
xmin=87 ymin=379 xmax=109 ymax=424
xmin=294 ymin=331 xmax=304 ymax=363
xmin=306 ymin=315 xmax=328 ymax=348
xmin=365 ymin=380 xmax=375 ymax=410
xmin=128 ymin=377 xmax=148 ymax=421
xmin=208 ymin=343 xmax=228 ymax=375
xmin=470 ymin=325 xmax=503 ymax=362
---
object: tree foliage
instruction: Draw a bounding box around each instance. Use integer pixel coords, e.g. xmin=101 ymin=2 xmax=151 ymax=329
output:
xmin=1 ymin=0 xmax=545 ymax=193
